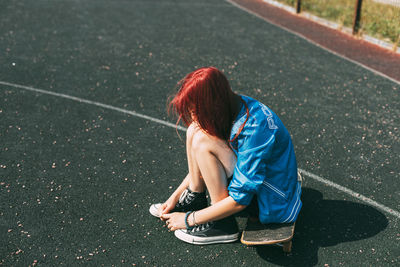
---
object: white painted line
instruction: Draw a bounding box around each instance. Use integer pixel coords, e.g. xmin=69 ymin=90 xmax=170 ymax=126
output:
xmin=299 ymin=169 xmax=400 ymax=219
xmin=1 ymin=81 xmax=399 ymax=219
xmin=225 ymin=0 xmax=400 ymax=86
xmin=0 ymin=81 xmax=186 ymax=131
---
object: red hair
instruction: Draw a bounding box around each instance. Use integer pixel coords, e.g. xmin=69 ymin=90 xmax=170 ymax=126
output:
xmin=170 ymin=67 xmax=236 ymax=141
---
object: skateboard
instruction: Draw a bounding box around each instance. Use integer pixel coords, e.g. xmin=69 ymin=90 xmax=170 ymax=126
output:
xmin=241 ymin=217 xmax=295 ymax=253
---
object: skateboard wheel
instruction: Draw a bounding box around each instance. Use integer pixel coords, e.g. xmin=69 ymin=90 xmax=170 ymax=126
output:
xmin=282 ymin=241 xmax=292 ymax=253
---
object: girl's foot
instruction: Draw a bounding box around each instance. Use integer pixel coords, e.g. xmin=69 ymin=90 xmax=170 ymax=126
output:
xmin=174 ymin=216 xmax=239 ymax=245
xmin=149 ymin=188 xmax=208 ymax=217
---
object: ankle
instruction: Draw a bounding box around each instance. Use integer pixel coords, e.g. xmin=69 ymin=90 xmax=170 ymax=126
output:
xmin=187 ymin=186 xmax=205 ymax=194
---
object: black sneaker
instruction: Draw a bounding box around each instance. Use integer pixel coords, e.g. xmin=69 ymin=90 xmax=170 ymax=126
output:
xmin=174 ymin=216 xmax=239 ymax=245
xmin=149 ymin=188 xmax=208 ymax=217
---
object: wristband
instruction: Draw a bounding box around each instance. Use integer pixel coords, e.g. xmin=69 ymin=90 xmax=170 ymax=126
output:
xmin=185 ymin=211 xmax=193 ymax=230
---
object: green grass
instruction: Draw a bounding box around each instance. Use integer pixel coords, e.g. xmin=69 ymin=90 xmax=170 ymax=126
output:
xmin=362 ymin=0 xmax=400 ymax=44
xmin=274 ymin=0 xmax=400 ymax=46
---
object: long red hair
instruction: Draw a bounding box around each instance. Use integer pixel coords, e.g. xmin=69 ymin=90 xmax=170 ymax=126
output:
xmin=169 ymin=67 xmax=236 ymax=141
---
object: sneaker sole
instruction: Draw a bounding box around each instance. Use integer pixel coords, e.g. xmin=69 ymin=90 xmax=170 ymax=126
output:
xmin=174 ymin=229 xmax=239 ymax=245
xmin=149 ymin=203 xmax=162 ymax=218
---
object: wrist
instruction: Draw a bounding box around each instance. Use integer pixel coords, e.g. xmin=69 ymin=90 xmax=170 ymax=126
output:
xmin=169 ymin=192 xmax=181 ymax=202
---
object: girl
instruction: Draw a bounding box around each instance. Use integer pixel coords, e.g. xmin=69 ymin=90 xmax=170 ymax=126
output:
xmin=149 ymin=67 xmax=302 ymax=245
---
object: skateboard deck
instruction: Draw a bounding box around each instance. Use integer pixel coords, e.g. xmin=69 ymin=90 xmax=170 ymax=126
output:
xmin=241 ymin=217 xmax=295 ymax=252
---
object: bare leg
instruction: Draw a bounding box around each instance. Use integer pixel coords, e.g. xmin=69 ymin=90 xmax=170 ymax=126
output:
xmin=186 ymin=123 xmax=236 ymax=205
xmin=186 ymin=123 xmax=206 ymax=193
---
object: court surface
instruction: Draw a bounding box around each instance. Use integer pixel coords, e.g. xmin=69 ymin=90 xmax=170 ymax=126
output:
xmin=1 ymin=0 xmax=399 ymax=266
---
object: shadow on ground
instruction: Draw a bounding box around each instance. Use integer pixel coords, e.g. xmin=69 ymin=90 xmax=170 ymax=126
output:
xmin=254 ymin=187 xmax=389 ymax=266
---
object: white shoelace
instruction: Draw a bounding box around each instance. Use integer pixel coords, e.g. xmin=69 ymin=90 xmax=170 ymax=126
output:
xmin=177 ymin=189 xmax=195 ymax=207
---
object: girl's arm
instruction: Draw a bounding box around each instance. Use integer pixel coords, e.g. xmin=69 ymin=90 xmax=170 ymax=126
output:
xmin=159 ymin=173 xmax=190 ymax=216
xmin=161 ymin=195 xmax=247 ymax=230
xmin=190 ymin=196 xmax=246 ymax=224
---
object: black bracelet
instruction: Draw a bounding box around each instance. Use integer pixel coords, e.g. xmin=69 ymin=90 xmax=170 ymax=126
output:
xmin=185 ymin=211 xmax=193 ymax=230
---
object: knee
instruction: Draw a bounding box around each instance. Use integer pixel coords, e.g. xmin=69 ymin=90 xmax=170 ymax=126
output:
xmin=190 ymin=126 xmax=212 ymax=155
xmin=186 ymin=123 xmax=198 ymax=141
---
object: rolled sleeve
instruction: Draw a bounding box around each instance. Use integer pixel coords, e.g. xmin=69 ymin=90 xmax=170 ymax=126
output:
xmin=228 ymin=166 xmax=255 ymax=205
xmin=228 ymin=122 xmax=276 ymax=206
xmin=228 ymin=189 xmax=254 ymax=206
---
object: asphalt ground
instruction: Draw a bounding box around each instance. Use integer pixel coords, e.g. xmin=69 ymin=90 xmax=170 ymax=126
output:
xmin=228 ymin=0 xmax=400 ymax=83
xmin=0 ymin=0 xmax=399 ymax=266
xmin=231 ymin=0 xmax=400 ymax=84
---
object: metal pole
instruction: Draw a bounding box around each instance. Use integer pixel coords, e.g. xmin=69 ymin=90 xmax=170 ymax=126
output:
xmin=296 ymin=0 xmax=301 ymax=14
xmin=353 ymin=0 xmax=363 ymax=35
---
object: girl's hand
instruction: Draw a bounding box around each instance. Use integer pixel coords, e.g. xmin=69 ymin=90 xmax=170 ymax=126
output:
xmin=161 ymin=212 xmax=187 ymax=231
xmin=159 ymin=197 xmax=178 ymax=219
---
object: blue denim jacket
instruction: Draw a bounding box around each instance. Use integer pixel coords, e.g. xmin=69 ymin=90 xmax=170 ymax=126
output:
xmin=228 ymin=95 xmax=302 ymax=224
